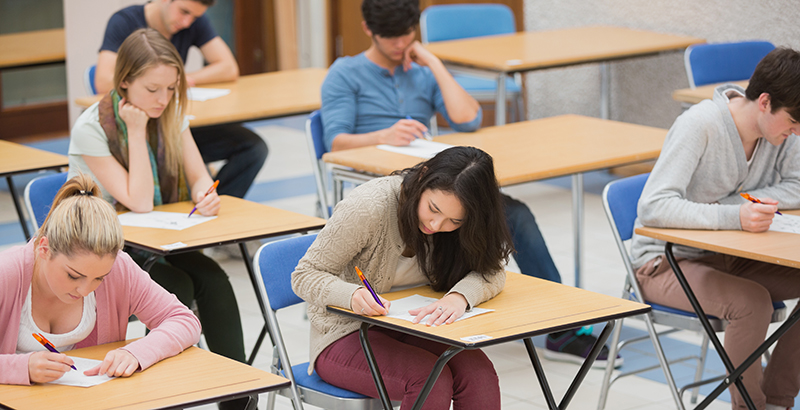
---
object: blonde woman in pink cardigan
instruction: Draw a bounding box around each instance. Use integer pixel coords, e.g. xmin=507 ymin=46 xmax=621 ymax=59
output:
xmin=0 ymin=174 xmax=200 ymax=385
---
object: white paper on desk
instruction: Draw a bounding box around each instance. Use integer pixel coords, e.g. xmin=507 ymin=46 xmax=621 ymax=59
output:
xmin=387 ymin=294 xmax=493 ymax=324
xmin=377 ymin=140 xmax=453 ymax=159
xmin=118 ymin=211 xmax=216 ymax=231
xmin=188 ymin=87 xmax=230 ymax=101
xmin=48 ymin=356 xmax=115 ymax=387
xmin=769 ymin=213 xmax=800 ymax=234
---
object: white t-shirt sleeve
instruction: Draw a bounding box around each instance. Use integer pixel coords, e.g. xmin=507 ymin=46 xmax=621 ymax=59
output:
xmin=69 ymin=104 xmax=112 ymax=158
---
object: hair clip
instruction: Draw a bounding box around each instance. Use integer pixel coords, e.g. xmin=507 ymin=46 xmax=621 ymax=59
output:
xmin=78 ymin=190 xmax=90 ymax=196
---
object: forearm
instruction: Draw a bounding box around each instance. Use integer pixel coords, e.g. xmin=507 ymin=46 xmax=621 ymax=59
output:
xmin=124 ymin=136 xmax=156 ymax=212
xmin=330 ymin=129 xmax=388 ymax=151
xmin=186 ymin=61 xmax=239 ymax=86
xmin=428 ymin=59 xmax=480 ymax=124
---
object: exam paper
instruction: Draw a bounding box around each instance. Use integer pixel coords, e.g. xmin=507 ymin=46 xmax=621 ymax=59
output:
xmin=48 ymin=356 xmax=115 ymax=387
xmin=377 ymin=140 xmax=453 ymax=159
xmin=769 ymin=213 xmax=800 ymax=234
xmin=188 ymin=87 xmax=231 ymax=101
xmin=387 ymin=294 xmax=493 ymax=324
xmin=118 ymin=211 xmax=216 ymax=231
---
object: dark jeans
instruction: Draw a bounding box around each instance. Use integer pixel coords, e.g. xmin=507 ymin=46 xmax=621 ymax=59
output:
xmin=503 ymin=194 xmax=561 ymax=283
xmin=192 ymin=123 xmax=268 ymax=198
xmin=129 ymin=251 xmax=246 ymax=364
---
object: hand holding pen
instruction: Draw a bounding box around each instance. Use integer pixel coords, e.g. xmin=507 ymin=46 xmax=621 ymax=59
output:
xmin=29 ymin=333 xmax=77 ymax=382
xmin=352 ymin=266 xmax=389 ymax=316
xmin=740 ymin=193 xmax=782 ymax=215
xmin=405 ymin=115 xmax=433 ymax=141
xmin=188 ymin=180 xmax=219 ymax=217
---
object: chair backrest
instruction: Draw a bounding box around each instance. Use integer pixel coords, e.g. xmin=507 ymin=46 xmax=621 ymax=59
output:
xmin=254 ymin=234 xmax=315 ymax=312
xmin=305 ymin=110 xmax=330 ymax=219
xmin=684 ymin=41 xmax=775 ymax=88
xmin=84 ymin=65 xmax=97 ymax=95
xmin=24 ymin=172 xmax=69 ymax=231
xmin=420 ymin=4 xmax=515 ymax=44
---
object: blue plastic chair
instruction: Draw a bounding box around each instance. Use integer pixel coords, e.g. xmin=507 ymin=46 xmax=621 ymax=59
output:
xmin=305 ymin=111 xmax=331 ymax=219
xmin=420 ymin=4 xmax=523 ymax=122
xmin=684 ymin=41 xmax=775 ymax=88
xmin=83 ymin=65 xmax=97 ymax=95
xmin=24 ymin=172 xmax=69 ymax=231
xmin=253 ymin=234 xmax=391 ymax=410
xmin=597 ymin=173 xmax=786 ymax=410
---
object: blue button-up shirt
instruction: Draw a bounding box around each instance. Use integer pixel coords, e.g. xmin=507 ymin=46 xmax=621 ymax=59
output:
xmin=321 ymin=52 xmax=482 ymax=151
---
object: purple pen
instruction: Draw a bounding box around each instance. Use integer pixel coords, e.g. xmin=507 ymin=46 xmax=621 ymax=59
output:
xmin=355 ymin=266 xmax=385 ymax=308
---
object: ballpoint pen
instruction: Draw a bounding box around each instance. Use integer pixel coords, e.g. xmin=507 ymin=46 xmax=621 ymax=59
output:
xmin=405 ymin=115 xmax=433 ymax=141
xmin=740 ymin=192 xmax=783 ymax=215
xmin=188 ymin=180 xmax=219 ymax=217
xmin=355 ymin=266 xmax=385 ymax=309
xmin=32 ymin=333 xmax=77 ymax=371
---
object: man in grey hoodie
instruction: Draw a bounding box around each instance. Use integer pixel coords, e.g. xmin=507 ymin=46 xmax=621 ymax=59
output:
xmin=631 ymin=48 xmax=800 ymax=410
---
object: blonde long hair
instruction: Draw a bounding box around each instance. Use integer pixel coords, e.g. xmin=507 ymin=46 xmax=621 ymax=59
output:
xmin=114 ymin=28 xmax=187 ymax=173
xmin=36 ymin=174 xmax=124 ymax=258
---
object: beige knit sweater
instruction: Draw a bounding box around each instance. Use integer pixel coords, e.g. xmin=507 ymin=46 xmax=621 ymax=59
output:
xmin=291 ymin=176 xmax=506 ymax=374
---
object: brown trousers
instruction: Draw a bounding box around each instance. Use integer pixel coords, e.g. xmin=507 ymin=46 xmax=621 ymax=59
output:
xmin=636 ymin=254 xmax=800 ymax=409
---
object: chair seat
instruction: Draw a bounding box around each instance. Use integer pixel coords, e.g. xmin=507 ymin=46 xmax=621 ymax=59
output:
xmin=453 ymin=74 xmax=521 ymax=93
xmin=288 ymin=362 xmax=371 ymax=399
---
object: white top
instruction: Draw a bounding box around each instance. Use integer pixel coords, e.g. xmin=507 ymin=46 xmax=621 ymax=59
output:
xmin=16 ymin=286 xmax=97 ymax=353
xmin=389 ymin=255 xmax=428 ymax=292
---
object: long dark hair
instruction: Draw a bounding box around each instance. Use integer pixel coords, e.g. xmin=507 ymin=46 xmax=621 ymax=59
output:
xmin=393 ymin=146 xmax=513 ymax=291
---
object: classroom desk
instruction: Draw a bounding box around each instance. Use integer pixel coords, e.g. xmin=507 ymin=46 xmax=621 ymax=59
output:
xmin=323 ymin=114 xmax=667 ymax=287
xmin=0 ymin=28 xmax=65 ymax=70
xmin=0 ymin=340 xmax=290 ymax=410
xmin=424 ymin=26 xmax=704 ymax=125
xmin=122 ymin=195 xmax=325 ymax=364
xmin=74 ymin=68 xmax=327 ymax=127
xmin=0 ymin=140 xmax=69 ymax=239
xmin=636 ymin=213 xmax=800 ymax=410
xmin=672 ymin=80 xmax=748 ymax=105
xmin=328 ymin=272 xmax=650 ymax=410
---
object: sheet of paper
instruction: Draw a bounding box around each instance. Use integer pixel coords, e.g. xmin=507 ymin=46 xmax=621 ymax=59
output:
xmin=386 ymin=294 xmax=493 ymax=324
xmin=769 ymin=213 xmax=800 ymax=234
xmin=377 ymin=140 xmax=453 ymax=159
xmin=187 ymin=87 xmax=230 ymax=101
xmin=118 ymin=211 xmax=216 ymax=231
xmin=48 ymin=356 xmax=115 ymax=387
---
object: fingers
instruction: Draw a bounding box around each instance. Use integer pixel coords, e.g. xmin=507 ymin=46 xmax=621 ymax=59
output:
xmin=351 ymin=288 xmax=388 ymax=316
xmin=740 ymin=202 xmax=776 ymax=232
xmin=195 ymin=191 xmax=221 ymax=216
xmin=97 ymin=350 xmax=140 ymax=377
xmin=28 ymin=352 xmax=73 ymax=384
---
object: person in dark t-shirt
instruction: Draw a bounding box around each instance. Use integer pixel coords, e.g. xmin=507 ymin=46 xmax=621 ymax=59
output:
xmin=95 ymin=0 xmax=267 ymax=200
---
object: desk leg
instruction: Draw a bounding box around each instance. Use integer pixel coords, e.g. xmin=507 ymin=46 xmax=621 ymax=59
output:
xmin=141 ymin=253 xmax=160 ymax=271
xmin=7 ymin=176 xmax=32 ymax=240
xmin=239 ymin=242 xmax=273 ymax=365
xmin=358 ymin=323 xmax=464 ymax=410
xmin=600 ymin=63 xmax=610 ymax=120
xmin=496 ymin=73 xmax=507 ymax=126
xmin=572 ymin=173 xmax=584 ymax=288
xmin=524 ymin=338 xmax=559 ymax=409
xmin=664 ymin=243 xmax=756 ymax=410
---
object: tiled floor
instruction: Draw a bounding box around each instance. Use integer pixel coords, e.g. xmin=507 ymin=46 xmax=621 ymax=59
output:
xmin=3 ymin=116 xmax=787 ymax=410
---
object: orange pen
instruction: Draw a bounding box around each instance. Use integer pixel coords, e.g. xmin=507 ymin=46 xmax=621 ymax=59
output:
xmin=188 ymin=180 xmax=219 ymax=217
xmin=32 ymin=333 xmax=76 ymax=371
xmin=740 ymin=192 xmax=782 ymax=215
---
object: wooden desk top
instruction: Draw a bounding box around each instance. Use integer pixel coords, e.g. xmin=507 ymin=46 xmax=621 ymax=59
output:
xmin=636 ymin=209 xmax=800 ymax=269
xmin=672 ymin=80 xmax=749 ymax=105
xmin=0 ymin=28 xmax=65 ymax=69
xmin=425 ymin=26 xmax=704 ymax=73
xmin=75 ymin=68 xmax=327 ymax=127
xmin=323 ymin=114 xmax=667 ymax=187
xmin=0 ymin=140 xmax=68 ymax=177
xmin=122 ymin=195 xmax=325 ymax=254
xmin=329 ymin=272 xmax=650 ymax=348
xmin=0 ymin=341 xmax=290 ymax=410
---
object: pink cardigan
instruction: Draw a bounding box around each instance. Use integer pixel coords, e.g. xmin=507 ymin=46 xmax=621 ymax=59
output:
xmin=0 ymin=240 xmax=201 ymax=385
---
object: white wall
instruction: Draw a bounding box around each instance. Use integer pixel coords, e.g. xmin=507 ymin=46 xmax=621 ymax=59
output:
xmin=63 ymin=0 xmax=203 ymax=127
xmin=522 ymin=0 xmax=800 ymax=129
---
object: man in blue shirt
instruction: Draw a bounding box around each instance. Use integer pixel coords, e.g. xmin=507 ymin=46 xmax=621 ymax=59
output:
xmin=94 ymin=0 xmax=267 ymax=201
xmin=322 ymin=0 xmax=620 ymax=368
